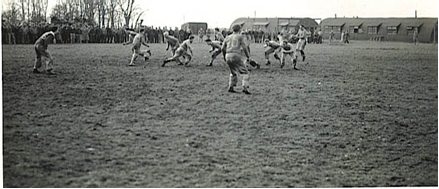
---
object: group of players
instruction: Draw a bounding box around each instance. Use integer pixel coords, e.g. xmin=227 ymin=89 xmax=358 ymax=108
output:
xmin=32 ymin=24 xmax=309 ymax=94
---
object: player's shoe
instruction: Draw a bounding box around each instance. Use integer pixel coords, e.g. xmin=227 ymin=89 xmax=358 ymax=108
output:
xmin=256 ymin=63 xmax=260 ymax=69
xmin=144 ymin=56 xmax=149 ymax=61
xmin=206 ymin=63 xmax=213 ymax=66
xmin=266 ymin=61 xmax=271 ymax=65
xmin=129 ymin=63 xmax=135 ymax=66
xmin=280 ymin=62 xmax=285 ymax=68
xmin=33 ymin=69 xmax=41 ymax=74
xmin=46 ymin=69 xmax=56 ymax=75
xmin=147 ymin=50 xmax=152 ymax=56
xmin=243 ymin=87 xmax=251 ymax=95
xmin=228 ymin=87 xmax=236 ymax=93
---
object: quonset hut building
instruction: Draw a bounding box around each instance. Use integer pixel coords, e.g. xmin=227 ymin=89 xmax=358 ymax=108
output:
xmin=229 ymin=17 xmax=319 ymax=35
xmin=320 ymin=17 xmax=438 ymax=43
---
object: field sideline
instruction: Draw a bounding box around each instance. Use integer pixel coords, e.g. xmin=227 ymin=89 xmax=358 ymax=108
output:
xmin=2 ymin=41 xmax=438 ymax=187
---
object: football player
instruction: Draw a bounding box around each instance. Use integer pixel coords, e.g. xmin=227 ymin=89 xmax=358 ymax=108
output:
xmin=33 ymin=31 xmax=57 ymax=75
xmin=280 ymin=40 xmax=297 ymax=69
xmin=205 ymin=39 xmax=222 ymax=66
xmin=263 ymin=39 xmax=281 ymax=66
xmin=222 ymin=24 xmax=252 ymax=94
xmin=123 ymin=28 xmax=151 ymax=66
xmin=162 ymin=35 xmax=195 ymax=67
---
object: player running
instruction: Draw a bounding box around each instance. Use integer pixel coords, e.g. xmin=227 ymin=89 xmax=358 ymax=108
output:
xmin=162 ymin=35 xmax=195 ymax=67
xmin=33 ymin=31 xmax=57 ymax=75
xmin=263 ymin=39 xmax=281 ymax=66
xmin=222 ymin=24 xmax=252 ymax=94
xmin=123 ymin=29 xmax=151 ymax=66
xmin=205 ymin=39 xmax=222 ymax=66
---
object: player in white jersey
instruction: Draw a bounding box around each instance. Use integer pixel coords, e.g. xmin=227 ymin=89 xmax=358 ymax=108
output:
xmin=162 ymin=35 xmax=195 ymax=67
xmin=163 ymin=31 xmax=180 ymax=56
xmin=34 ymin=31 xmax=57 ymax=75
xmin=263 ymin=39 xmax=281 ymax=66
xmin=222 ymin=24 xmax=252 ymax=94
xmin=123 ymin=29 xmax=151 ymax=66
xmin=280 ymin=40 xmax=297 ymax=69
xmin=294 ymin=25 xmax=307 ymax=62
xmin=205 ymin=39 xmax=222 ymax=66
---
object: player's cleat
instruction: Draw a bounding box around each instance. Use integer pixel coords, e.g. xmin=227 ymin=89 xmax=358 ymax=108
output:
xmin=243 ymin=88 xmax=251 ymax=95
xmin=266 ymin=61 xmax=271 ymax=65
xmin=129 ymin=63 xmax=135 ymax=66
xmin=46 ymin=69 xmax=56 ymax=75
xmin=147 ymin=50 xmax=152 ymax=56
xmin=228 ymin=87 xmax=236 ymax=93
xmin=303 ymin=56 xmax=306 ymax=61
xmin=206 ymin=63 xmax=213 ymax=66
xmin=144 ymin=56 xmax=149 ymax=61
xmin=33 ymin=69 xmax=41 ymax=74
xmin=256 ymin=63 xmax=260 ymax=69
xmin=280 ymin=62 xmax=285 ymax=68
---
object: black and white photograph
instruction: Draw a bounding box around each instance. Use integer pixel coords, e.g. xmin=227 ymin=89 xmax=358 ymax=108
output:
xmin=1 ymin=0 xmax=438 ymax=187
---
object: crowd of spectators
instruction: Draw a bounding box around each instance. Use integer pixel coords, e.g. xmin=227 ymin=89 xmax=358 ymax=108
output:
xmin=2 ymin=20 xmax=322 ymax=45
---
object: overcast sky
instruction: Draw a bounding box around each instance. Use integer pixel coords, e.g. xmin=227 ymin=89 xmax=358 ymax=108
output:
xmin=41 ymin=0 xmax=437 ymax=28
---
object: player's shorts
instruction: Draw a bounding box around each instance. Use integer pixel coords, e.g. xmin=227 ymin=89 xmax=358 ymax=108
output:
xmin=225 ymin=53 xmax=248 ymax=75
xmin=132 ymin=43 xmax=141 ymax=53
xmin=296 ymin=39 xmax=306 ymax=51
xmin=35 ymin=44 xmax=50 ymax=58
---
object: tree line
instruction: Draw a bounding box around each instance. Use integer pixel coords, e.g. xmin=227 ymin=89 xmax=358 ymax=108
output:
xmin=2 ymin=0 xmax=144 ymax=29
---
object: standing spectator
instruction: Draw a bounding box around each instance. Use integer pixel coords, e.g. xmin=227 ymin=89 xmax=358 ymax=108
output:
xmin=413 ymin=28 xmax=419 ymax=45
xmin=340 ymin=30 xmax=345 ymax=43
xmin=329 ymin=30 xmax=335 ymax=44
xmin=81 ymin=24 xmax=91 ymax=43
xmin=29 ymin=23 xmax=39 ymax=43
xmin=101 ymin=27 xmax=107 ymax=43
xmin=198 ymin=27 xmax=205 ymax=43
xmin=344 ymin=30 xmax=350 ymax=43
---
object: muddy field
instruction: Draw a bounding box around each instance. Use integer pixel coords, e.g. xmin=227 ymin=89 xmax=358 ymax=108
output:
xmin=2 ymin=40 xmax=438 ymax=187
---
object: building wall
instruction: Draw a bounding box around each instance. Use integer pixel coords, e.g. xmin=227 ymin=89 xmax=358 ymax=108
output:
xmin=230 ymin=17 xmax=319 ymax=34
xmin=320 ymin=17 xmax=438 ymax=43
xmin=181 ymin=22 xmax=208 ymax=34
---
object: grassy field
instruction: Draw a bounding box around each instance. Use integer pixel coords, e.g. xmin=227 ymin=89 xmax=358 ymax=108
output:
xmin=2 ymin=40 xmax=438 ymax=187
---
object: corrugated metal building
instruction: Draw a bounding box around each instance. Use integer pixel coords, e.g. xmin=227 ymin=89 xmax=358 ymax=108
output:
xmin=230 ymin=17 xmax=319 ymax=34
xmin=320 ymin=17 xmax=438 ymax=43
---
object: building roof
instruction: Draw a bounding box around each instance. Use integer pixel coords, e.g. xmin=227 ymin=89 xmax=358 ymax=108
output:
xmin=253 ymin=22 xmax=269 ymax=26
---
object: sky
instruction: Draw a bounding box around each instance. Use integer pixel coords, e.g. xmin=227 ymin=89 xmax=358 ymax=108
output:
xmin=40 ymin=0 xmax=439 ymax=29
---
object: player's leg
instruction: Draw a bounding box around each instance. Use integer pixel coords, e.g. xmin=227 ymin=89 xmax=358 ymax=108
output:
xmin=44 ymin=50 xmax=55 ymax=74
xmin=183 ymin=52 xmax=192 ymax=66
xmin=264 ymin=48 xmax=275 ymax=65
xmin=162 ymin=48 xmax=182 ymax=67
xmin=129 ymin=45 xmax=140 ymax=66
xmin=33 ymin=45 xmax=43 ymax=73
xmin=225 ymin=54 xmax=239 ymax=92
xmin=280 ymin=52 xmax=286 ymax=68
xmin=237 ymin=57 xmax=251 ymax=94
xmin=208 ymin=49 xmax=221 ymax=66
xmin=292 ymin=51 xmax=298 ymax=70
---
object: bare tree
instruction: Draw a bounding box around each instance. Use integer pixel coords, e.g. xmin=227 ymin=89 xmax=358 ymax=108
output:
xmin=118 ymin=0 xmax=135 ymax=27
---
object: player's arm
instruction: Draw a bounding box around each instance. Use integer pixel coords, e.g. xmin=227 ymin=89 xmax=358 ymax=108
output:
xmin=221 ymin=39 xmax=227 ymax=61
xmin=240 ymin=37 xmax=250 ymax=59
xmin=283 ymin=44 xmax=295 ymax=53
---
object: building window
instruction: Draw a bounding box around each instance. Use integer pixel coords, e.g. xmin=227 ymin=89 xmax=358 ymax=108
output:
xmin=387 ymin=26 xmax=398 ymax=35
xmin=350 ymin=26 xmax=361 ymax=33
xmin=324 ymin=26 xmax=341 ymax=34
xmin=368 ymin=26 xmax=378 ymax=34
xmin=407 ymin=26 xmax=419 ymax=36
